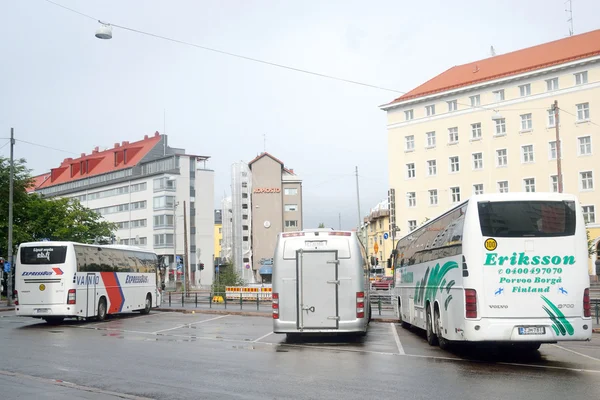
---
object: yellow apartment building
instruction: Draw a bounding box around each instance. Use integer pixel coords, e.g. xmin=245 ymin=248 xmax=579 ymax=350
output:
xmin=214 ymin=209 xmax=223 ymax=262
xmin=364 ymin=200 xmax=394 ymax=277
xmin=380 ymin=29 xmax=600 ymax=275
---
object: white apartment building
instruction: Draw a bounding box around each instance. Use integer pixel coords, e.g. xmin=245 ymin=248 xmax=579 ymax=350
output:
xmin=31 ymin=132 xmax=215 ymax=286
xmin=380 ymin=29 xmax=600 ymax=274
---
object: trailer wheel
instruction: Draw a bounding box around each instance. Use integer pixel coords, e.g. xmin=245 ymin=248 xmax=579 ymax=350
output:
xmin=97 ymin=297 xmax=107 ymax=321
xmin=426 ymin=306 xmax=438 ymax=346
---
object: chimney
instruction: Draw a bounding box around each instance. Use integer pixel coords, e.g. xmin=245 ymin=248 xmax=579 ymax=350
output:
xmin=121 ymin=141 xmax=129 ymax=146
xmin=114 ymin=143 xmax=120 ymax=148
xmin=144 ymin=135 xmax=149 ymax=140
xmin=289 ymin=169 xmax=294 ymax=174
xmin=80 ymin=153 xmax=86 ymax=158
xmin=154 ymin=131 xmax=160 ymax=137
xmin=92 ymin=146 xmax=99 ymax=154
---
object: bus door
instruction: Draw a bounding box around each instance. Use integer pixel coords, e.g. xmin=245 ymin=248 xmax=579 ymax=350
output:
xmin=85 ymin=273 xmax=97 ymax=318
xmin=297 ymin=250 xmax=339 ymax=329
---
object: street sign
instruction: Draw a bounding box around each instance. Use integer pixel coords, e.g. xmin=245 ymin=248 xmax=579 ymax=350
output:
xmin=374 ymin=243 xmax=379 ymax=253
xmin=176 ymin=256 xmax=181 ymax=263
xmin=383 ymin=233 xmax=389 ymax=240
xmin=4 ymin=262 xmax=11 ymax=273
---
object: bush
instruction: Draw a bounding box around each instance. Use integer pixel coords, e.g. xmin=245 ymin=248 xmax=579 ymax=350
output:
xmin=212 ymin=263 xmax=244 ymax=294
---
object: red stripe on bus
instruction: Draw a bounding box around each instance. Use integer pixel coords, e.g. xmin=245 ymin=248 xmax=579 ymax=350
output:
xmin=100 ymin=272 xmax=124 ymax=314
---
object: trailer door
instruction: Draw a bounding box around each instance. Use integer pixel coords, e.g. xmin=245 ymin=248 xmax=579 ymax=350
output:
xmin=297 ymin=250 xmax=339 ymax=329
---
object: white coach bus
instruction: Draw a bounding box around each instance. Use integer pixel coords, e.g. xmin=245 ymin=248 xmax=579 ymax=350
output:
xmin=15 ymin=241 xmax=162 ymax=324
xmin=393 ymin=193 xmax=592 ymax=350
xmin=272 ymin=230 xmax=371 ymax=338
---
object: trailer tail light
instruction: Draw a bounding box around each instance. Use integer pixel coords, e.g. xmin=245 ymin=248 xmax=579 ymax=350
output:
xmin=282 ymin=232 xmax=305 ymax=238
xmin=583 ymin=288 xmax=591 ymax=318
xmin=356 ymin=291 xmax=365 ymax=318
xmin=13 ymin=290 xmax=18 ymax=306
xmin=272 ymin=293 xmax=279 ymax=319
xmin=67 ymin=289 xmax=76 ymax=305
xmin=465 ymin=289 xmax=477 ymax=319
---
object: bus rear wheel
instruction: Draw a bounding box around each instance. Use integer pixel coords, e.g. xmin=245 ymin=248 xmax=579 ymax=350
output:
xmin=43 ymin=317 xmax=64 ymax=325
xmin=434 ymin=308 xmax=450 ymax=350
xmin=426 ymin=307 xmax=438 ymax=346
xmin=97 ymin=298 xmax=107 ymax=321
xmin=140 ymin=294 xmax=152 ymax=315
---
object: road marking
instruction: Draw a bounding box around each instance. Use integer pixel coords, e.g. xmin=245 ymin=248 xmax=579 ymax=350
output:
xmin=0 ymin=370 xmax=153 ymax=399
xmin=152 ymin=315 xmax=229 ymax=334
xmin=551 ymin=344 xmax=600 ymax=363
xmin=390 ymin=323 xmax=405 ymax=355
xmin=253 ymin=331 xmax=273 ymax=343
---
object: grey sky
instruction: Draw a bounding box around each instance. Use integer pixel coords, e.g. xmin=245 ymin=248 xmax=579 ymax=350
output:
xmin=1 ymin=0 xmax=599 ymax=230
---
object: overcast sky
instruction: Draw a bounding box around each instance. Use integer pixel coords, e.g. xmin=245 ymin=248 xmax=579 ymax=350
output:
xmin=1 ymin=0 xmax=599 ymax=229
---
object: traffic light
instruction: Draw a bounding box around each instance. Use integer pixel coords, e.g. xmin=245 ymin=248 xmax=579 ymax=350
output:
xmin=199 ymin=263 xmax=205 ymax=271
xmin=375 ymin=257 xmax=379 ymax=266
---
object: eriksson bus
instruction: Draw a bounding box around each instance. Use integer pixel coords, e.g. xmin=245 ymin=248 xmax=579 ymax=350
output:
xmin=15 ymin=241 xmax=163 ymax=324
xmin=392 ymin=193 xmax=592 ymax=350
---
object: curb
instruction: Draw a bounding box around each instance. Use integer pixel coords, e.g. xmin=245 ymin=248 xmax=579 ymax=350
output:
xmin=593 ymin=328 xmax=600 ymax=333
xmin=0 ymin=307 xmax=14 ymax=313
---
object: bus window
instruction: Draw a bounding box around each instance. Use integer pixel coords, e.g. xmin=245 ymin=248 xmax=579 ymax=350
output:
xmin=20 ymin=246 xmax=67 ymax=265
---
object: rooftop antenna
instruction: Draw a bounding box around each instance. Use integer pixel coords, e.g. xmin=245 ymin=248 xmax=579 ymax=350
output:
xmin=490 ymin=46 xmax=496 ymax=56
xmin=163 ymin=109 xmax=166 ymax=156
xmin=263 ymin=134 xmax=266 ymax=153
xmin=565 ymin=0 xmax=574 ymax=36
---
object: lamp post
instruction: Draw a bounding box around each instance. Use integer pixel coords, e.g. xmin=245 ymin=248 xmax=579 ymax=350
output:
xmin=166 ymin=176 xmax=182 ymax=296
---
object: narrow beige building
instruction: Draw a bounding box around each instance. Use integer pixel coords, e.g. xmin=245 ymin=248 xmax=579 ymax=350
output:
xmin=381 ymin=29 xmax=600 ymax=273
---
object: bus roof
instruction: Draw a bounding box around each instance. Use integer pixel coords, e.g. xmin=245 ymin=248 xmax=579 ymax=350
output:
xmin=18 ymin=241 xmax=157 ymax=254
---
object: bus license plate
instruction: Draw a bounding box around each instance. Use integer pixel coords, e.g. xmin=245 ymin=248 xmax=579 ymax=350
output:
xmin=518 ymin=326 xmax=545 ymax=335
xmin=34 ymin=308 xmax=50 ymax=314
xmin=305 ymin=240 xmax=327 ymax=248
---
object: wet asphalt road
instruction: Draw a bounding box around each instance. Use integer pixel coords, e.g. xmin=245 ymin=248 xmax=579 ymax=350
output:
xmin=1 ymin=311 xmax=600 ymax=400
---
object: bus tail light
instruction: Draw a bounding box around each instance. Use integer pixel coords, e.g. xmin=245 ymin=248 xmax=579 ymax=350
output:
xmin=462 ymin=255 xmax=469 ymax=277
xmin=13 ymin=290 xmax=18 ymax=306
xmin=465 ymin=289 xmax=477 ymax=319
xmin=67 ymin=289 xmax=76 ymax=305
xmin=272 ymin=293 xmax=279 ymax=319
xmin=583 ymin=288 xmax=591 ymax=318
xmin=356 ymin=291 xmax=365 ymax=318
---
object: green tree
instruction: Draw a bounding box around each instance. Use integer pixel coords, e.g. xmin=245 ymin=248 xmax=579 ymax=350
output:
xmin=212 ymin=262 xmax=244 ymax=294
xmin=587 ymin=229 xmax=597 ymax=258
xmin=318 ymin=222 xmax=325 ymax=228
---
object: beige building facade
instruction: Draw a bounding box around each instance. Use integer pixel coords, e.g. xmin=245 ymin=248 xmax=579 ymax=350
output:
xmin=381 ymin=30 xmax=600 ymax=274
xmin=249 ymin=153 xmax=303 ymax=282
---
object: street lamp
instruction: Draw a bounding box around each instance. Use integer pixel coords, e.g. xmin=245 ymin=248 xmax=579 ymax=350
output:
xmin=95 ymin=22 xmax=113 ymax=40
xmin=166 ymin=177 xmax=182 ymax=295
xmin=491 ymin=111 xmax=503 ymax=121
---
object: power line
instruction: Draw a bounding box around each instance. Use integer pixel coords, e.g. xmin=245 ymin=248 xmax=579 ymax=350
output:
xmin=15 ymin=139 xmax=79 ymax=155
xmin=559 ymin=107 xmax=600 ymax=129
xmin=0 ymin=141 xmax=9 ymax=151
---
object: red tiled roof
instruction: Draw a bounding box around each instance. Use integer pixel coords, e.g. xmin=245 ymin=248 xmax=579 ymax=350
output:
xmin=249 ymin=152 xmax=296 ymax=175
xmin=34 ymin=132 xmax=163 ymax=190
xmin=28 ymin=173 xmax=51 ymax=193
xmin=385 ymin=29 xmax=600 ymax=106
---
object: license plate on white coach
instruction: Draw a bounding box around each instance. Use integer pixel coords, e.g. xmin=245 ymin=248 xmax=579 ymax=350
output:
xmin=305 ymin=240 xmax=327 ymax=248
xmin=518 ymin=326 xmax=545 ymax=335
xmin=34 ymin=308 xmax=50 ymax=315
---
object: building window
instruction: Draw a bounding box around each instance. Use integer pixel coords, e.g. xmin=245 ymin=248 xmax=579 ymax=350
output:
xmin=448 ymin=127 xmax=459 ymax=144
xmin=519 ymin=84 xmax=531 ymax=97
xmin=493 ymin=90 xmax=505 ymax=102
xmin=284 ymin=188 xmax=298 ymax=195
xmin=546 ymin=78 xmax=559 ymax=91
xmin=242 ymin=204 xmax=248 ymax=209
xmin=520 ymin=113 xmax=533 ymax=131
xmin=153 ymin=196 xmax=176 ymax=210
xmin=429 ymin=189 xmax=438 ymax=206
xmin=472 ymin=153 xmax=483 ymax=170
xmin=447 ymin=100 xmax=457 ymax=112
xmin=470 ymin=95 xmax=480 ymax=107
xmin=426 ymin=131 xmax=436 ymax=148
xmin=285 ymin=220 xmax=298 ymax=227
xmin=547 ymin=109 xmax=556 ymax=127
xmin=242 ymin=214 xmax=248 ymax=220
xmin=498 ymin=181 xmax=509 ymax=193
xmin=575 ymin=71 xmax=588 ymax=85
xmin=524 ymin=178 xmax=536 ymax=192
xmin=495 ymin=118 xmax=506 ymax=136
xmin=522 ymin=145 xmax=534 ymax=163
xmin=406 ymin=163 xmax=415 ymax=179
xmin=548 ymin=141 xmax=562 ymax=160
xmin=449 ymin=156 xmax=460 ymax=173
xmin=408 ymin=220 xmax=417 ymax=232
xmin=576 ymin=103 xmax=590 ymax=121
xmin=426 ymin=105 xmax=436 ymax=116
xmin=153 ymin=233 xmax=174 ymax=247
xmin=583 ymin=205 xmax=596 ymax=224
xmin=578 ymin=136 xmax=592 ymax=156
xmin=496 ymin=149 xmax=508 ymax=167
xmin=550 ymin=175 xmax=559 ymax=193
xmin=580 ymin=171 xmax=594 ymax=191
xmin=407 ymin=192 xmax=416 ymax=207
xmin=284 ymin=204 xmax=298 ymax=212
xmin=219 ymin=228 xmax=222 ymax=234
xmin=450 ymin=187 xmax=461 ymax=203
xmin=473 ymin=184 xmax=484 ymax=195
xmin=243 ymin=236 xmax=249 ymax=241
xmin=154 ymin=214 xmax=174 ymax=228
xmin=405 ymin=109 xmax=414 ymax=121
xmin=243 ymin=225 xmax=249 ymax=231
xmin=471 ymin=123 xmax=482 ymax=140
xmin=427 ymin=160 xmax=437 ymax=176
xmin=405 ymin=135 xmax=415 ymax=151
xmin=154 ymin=177 xmax=176 ymax=191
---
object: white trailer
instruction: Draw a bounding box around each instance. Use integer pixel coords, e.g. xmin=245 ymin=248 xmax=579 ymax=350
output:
xmin=272 ymin=230 xmax=371 ymax=338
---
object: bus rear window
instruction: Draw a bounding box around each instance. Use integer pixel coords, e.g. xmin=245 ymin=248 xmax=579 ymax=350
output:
xmin=20 ymin=246 xmax=68 ymax=265
xmin=478 ymin=201 xmax=576 ymax=237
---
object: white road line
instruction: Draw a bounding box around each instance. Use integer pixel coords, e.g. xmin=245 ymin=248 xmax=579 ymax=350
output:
xmin=551 ymin=344 xmax=600 ymax=363
xmin=253 ymin=331 xmax=274 ymax=343
xmin=152 ymin=315 xmax=229 ymax=334
xmin=390 ymin=323 xmax=405 ymax=355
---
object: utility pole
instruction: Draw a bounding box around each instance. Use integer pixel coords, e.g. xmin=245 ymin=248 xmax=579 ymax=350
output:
xmin=183 ymin=200 xmax=190 ymax=296
xmin=173 ymin=201 xmax=178 ymax=292
xmin=355 ymin=166 xmax=366 ymax=248
xmin=552 ymin=100 xmax=563 ymax=193
xmin=6 ymin=128 xmax=15 ymax=306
